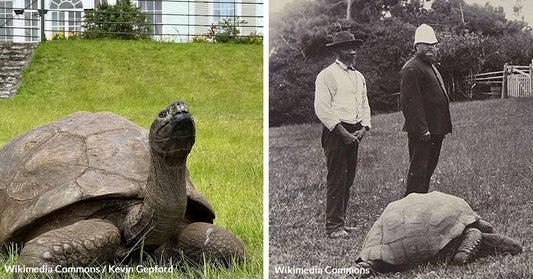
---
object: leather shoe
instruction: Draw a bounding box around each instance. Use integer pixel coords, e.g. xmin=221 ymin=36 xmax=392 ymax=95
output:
xmin=344 ymin=226 xmax=359 ymax=233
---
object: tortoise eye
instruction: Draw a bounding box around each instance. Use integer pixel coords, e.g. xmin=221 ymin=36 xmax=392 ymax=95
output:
xmin=159 ymin=111 xmax=168 ymax=118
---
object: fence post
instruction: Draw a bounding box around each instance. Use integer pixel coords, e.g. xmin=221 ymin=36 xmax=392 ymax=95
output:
xmin=502 ymin=63 xmax=508 ymax=99
xmin=233 ymin=0 xmax=236 ymax=41
xmin=528 ymin=59 xmax=533 ymax=96
xmin=40 ymin=0 xmax=45 ymax=41
xmin=467 ymin=70 xmax=472 ymax=99
xmin=187 ymin=0 xmax=190 ymax=41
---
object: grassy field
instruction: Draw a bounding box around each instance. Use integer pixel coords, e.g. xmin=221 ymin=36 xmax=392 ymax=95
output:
xmin=269 ymin=98 xmax=533 ymax=278
xmin=0 ymin=40 xmax=262 ymax=278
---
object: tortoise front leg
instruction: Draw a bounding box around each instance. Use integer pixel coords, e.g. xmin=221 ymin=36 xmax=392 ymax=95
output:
xmin=18 ymin=219 xmax=120 ymax=268
xmin=156 ymin=222 xmax=244 ymax=266
xmin=453 ymin=227 xmax=482 ymax=264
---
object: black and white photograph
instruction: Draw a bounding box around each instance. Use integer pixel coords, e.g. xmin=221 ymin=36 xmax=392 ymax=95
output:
xmin=269 ymin=0 xmax=533 ymax=278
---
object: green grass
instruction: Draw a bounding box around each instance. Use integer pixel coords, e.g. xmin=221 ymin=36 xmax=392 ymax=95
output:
xmin=0 ymin=40 xmax=262 ymax=278
xmin=269 ymin=98 xmax=533 ymax=278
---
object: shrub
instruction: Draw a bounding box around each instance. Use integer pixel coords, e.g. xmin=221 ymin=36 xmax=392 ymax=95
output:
xmin=81 ymin=0 xmax=151 ymax=40
xmin=207 ymin=17 xmax=263 ymax=44
xmin=208 ymin=17 xmax=244 ymax=43
xmin=355 ymin=19 xmax=415 ymax=111
xmin=237 ymin=31 xmax=263 ymax=45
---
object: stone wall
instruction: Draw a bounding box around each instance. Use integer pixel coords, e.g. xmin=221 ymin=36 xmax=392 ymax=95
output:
xmin=0 ymin=42 xmax=38 ymax=99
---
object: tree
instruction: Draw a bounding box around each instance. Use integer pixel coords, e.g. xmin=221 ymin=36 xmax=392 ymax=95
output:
xmin=436 ymin=30 xmax=487 ymax=98
xmin=389 ymin=0 xmax=431 ymax=25
xmin=428 ymin=0 xmax=526 ymax=36
xmin=354 ymin=18 xmax=415 ymax=109
xmin=82 ymin=0 xmax=151 ymax=40
xmin=347 ymin=0 xmax=407 ymax=22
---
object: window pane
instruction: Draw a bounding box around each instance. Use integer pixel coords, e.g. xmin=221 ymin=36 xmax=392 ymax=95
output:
xmin=50 ymin=0 xmax=59 ymax=9
xmin=0 ymin=0 xmax=13 ymax=40
xmin=58 ymin=2 xmax=74 ymax=9
xmin=213 ymin=0 xmax=235 ymax=22
xmin=140 ymin=0 xmax=161 ymax=36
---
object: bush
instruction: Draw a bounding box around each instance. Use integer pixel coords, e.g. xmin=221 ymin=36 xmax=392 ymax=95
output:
xmin=237 ymin=31 xmax=263 ymax=45
xmin=206 ymin=17 xmax=263 ymax=44
xmin=355 ymin=19 xmax=415 ymax=112
xmin=436 ymin=30 xmax=533 ymax=100
xmin=82 ymin=0 xmax=151 ymax=40
xmin=269 ymin=57 xmax=326 ymax=127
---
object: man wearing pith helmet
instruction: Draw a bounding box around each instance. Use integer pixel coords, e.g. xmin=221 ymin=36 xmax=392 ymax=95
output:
xmin=314 ymin=30 xmax=371 ymax=238
xmin=400 ymin=24 xmax=452 ymax=197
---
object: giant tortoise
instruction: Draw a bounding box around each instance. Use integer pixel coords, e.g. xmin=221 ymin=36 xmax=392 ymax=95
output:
xmin=0 ymin=100 xmax=244 ymax=269
xmin=355 ymin=191 xmax=522 ymax=275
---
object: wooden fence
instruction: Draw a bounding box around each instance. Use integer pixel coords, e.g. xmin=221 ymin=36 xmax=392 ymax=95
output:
xmin=467 ymin=60 xmax=533 ymax=98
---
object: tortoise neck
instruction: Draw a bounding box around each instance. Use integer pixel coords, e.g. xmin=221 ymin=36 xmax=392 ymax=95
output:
xmin=123 ymin=148 xmax=188 ymax=248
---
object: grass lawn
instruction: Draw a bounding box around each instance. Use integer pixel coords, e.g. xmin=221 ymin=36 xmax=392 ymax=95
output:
xmin=269 ymin=98 xmax=533 ymax=278
xmin=0 ymin=40 xmax=263 ymax=278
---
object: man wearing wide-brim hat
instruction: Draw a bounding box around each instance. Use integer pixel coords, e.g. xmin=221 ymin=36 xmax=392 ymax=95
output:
xmin=314 ymin=30 xmax=371 ymax=239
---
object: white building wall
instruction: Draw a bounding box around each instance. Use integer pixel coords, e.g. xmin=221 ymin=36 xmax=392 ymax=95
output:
xmin=161 ymin=1 xmax=189 ymax=42
xmin=242 ymin=0 xmax=256 ymax=35
xmin=11 ymin=0 xmax=24 ymax=42
xmin=9 ymin=0 xmax=94 ymax=41
xmin=193 ymin=1 xmax=208 ymax=37
xmin=5 ymin=0 xmax=262 ymax=42
xmin=255 ymin=0 xmax=263 ymax=34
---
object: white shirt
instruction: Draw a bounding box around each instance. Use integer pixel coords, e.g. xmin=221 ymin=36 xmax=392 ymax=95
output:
xmin=314 ymin=60 xmax=371 ymax=131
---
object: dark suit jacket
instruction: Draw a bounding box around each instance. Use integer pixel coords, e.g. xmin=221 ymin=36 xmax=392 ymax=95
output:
xmin=400 ymin=54 xmax=452 ymax=135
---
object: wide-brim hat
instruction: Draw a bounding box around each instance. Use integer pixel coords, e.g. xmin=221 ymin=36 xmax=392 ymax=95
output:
xmin=326 ymin=31 xmax=363 ymax=48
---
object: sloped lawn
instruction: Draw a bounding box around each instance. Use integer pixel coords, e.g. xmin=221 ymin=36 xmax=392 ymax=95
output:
xmin=0 ymin=40 xmax=263 ymax=279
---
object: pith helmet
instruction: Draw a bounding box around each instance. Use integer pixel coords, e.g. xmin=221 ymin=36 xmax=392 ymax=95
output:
xmin=326 ymin=31 xmax=363 ymax=48
xmin=414 ymin=24 xmax=438 ymax=46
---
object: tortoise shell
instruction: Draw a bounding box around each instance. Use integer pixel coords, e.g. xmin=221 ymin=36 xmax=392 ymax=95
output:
xmin=359 ymin=191 xmax=477 ymax=265
xmin=0 ymin=111 xmax=214 ymax=243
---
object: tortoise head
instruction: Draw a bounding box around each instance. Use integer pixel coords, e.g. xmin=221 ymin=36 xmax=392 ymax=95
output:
xmin=480 ymin=233 xmax=523 ymax=256
xmin=149 ymin=100 xmax=195 ymax=158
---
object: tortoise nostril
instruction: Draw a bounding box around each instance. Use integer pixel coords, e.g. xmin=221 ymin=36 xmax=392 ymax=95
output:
xmin=169 ymin=101 xmax=188 ymax=115
xmin=170 ymin=104 xmax=180 ymax=114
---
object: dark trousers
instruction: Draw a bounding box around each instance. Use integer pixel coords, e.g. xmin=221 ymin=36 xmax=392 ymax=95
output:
xmin=405 ymin=133 xmax=445 ymax=196
xmin=322 ymin=122 xmax=361 ymax=234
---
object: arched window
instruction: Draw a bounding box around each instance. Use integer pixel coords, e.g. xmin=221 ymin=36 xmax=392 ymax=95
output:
xmin=50 ymin=0 xmax=82 ymax=33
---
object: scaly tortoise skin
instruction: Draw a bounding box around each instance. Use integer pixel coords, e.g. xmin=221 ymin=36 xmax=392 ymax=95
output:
xmin=0 ymin=101 xmax=244 ymax=269
xmin=356 ymin=191 xmax=522 ymax=275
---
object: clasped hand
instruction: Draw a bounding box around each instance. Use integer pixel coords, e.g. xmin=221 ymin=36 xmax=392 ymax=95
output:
xmin=342 ymin=128 xmax=365 ymax=145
